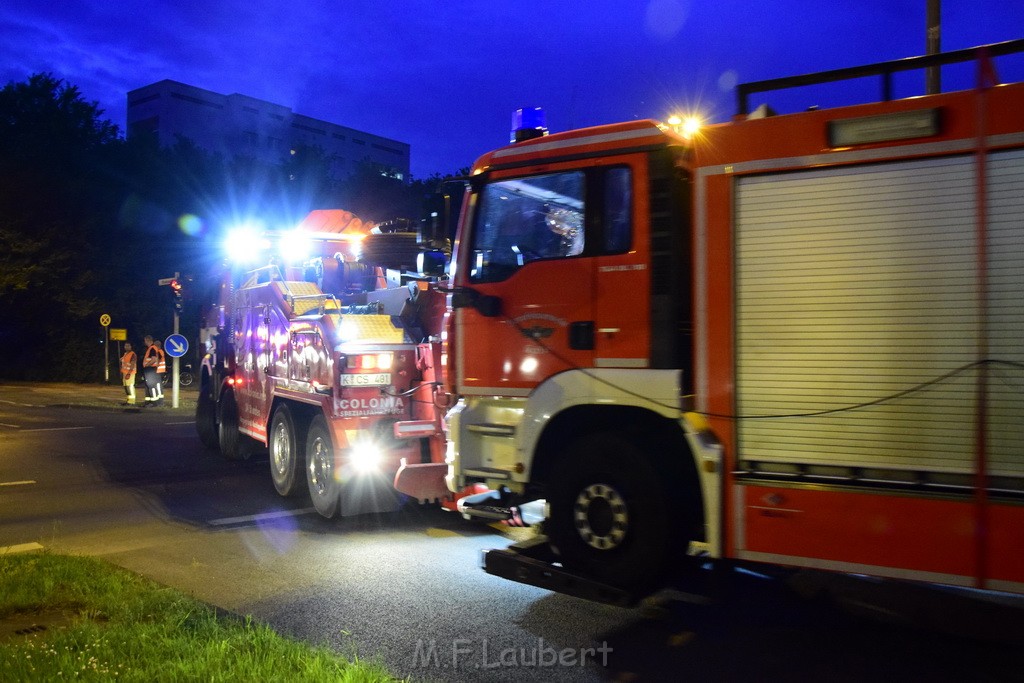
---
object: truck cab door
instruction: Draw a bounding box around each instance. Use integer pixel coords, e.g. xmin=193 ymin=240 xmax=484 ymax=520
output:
xmin=454 ymin=162 xmax=642 ymax=395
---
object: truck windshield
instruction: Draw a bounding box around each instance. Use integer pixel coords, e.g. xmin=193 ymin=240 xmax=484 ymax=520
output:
xmin=468 ymin=170 xmax=585 ymax=283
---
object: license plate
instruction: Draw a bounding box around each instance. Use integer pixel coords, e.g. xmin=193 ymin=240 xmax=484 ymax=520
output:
xmin=340 ymin=372 xmax=391 ymax=387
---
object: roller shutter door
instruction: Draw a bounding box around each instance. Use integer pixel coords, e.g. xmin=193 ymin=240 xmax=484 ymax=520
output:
xmin=987 ymin=149 xmax=1024 ymax=479
xmin=735 ymin=153 xmax=1022 ymax=478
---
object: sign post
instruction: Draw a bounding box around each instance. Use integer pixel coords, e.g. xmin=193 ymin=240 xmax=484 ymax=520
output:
xmin=99 ymin=314 xmax=111 ymax=382
xmin=158 ymin=273 xmax=181 ymax=407
xmin=164 ymin=333 xmax=189 ymax=409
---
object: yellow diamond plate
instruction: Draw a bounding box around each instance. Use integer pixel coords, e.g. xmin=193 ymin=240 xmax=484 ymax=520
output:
xmin=279 ymin=281 xmax=341 ymax=316
xmin=339 ymin=314 xmax=405 ymax=343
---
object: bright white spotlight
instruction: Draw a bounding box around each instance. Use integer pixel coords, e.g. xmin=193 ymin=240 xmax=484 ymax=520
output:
xmin=224 ymin=223 xmax=270 ymax=264
xmin=680 ymin=116 xmax=702 ymax=139
xmin=666 ymin=114 xmax=703 ymax=140
xmin=350 ymin=441 xmax=382 ymax=473
xmin=278 ymin=230 xmax=312 ymax=264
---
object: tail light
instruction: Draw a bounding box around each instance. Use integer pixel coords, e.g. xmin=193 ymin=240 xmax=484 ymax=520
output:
xmin=346 ymin=353 xmax=394 ymax=371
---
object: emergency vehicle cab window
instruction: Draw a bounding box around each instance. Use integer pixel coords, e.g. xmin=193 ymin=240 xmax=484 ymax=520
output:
xmin=470 ymin=170 xmax=585 ymax=283
xmin=469 ymin=167 xmax=633 ymax=283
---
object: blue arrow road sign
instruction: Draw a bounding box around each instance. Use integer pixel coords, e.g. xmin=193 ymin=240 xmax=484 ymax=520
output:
xmin=164 ymin=334 xmax=189 ymax=358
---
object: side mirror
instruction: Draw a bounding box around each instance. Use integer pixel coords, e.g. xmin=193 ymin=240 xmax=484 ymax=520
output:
xmin=417 ymin=249 xmax=448 ymax=277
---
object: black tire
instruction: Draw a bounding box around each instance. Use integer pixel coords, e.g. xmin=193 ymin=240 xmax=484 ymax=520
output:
xmin=195 ymin=380 xmax=219 ymax=450
xmin=217 ymin=388 xmax=249 ymax=461
xmin=305 ymin=415 xmax=340 ymax=518
xmin=179 ymin=371 xmax=194 ymax=387
xmin=269 ymin=404 xmax=306 ymax=497
xmin=358 ymin=232 xmax=422 ymax=269
xmin=546 ymin=433 xmax=673 ymax=590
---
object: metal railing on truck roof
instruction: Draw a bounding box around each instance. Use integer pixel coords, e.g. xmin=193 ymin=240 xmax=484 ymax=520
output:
xmin=736 ymin=38 xmax=1024 ymax=116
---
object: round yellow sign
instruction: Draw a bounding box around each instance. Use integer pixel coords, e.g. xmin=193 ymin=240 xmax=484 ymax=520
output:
xmin=100 ymin=314 xmax=111 ymax=327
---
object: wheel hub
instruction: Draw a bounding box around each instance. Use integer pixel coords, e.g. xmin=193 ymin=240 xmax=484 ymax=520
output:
xmin=308 ymin=437 xmax=331 ymax=495
xmin=573 ymin=483 xmax=628 ymax=550
xmin=271 ymin=423 xmax=289 ymax=475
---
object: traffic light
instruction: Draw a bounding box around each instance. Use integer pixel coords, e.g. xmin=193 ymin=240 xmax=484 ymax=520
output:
xmin=170 ymin=278 xmax=183 ymax=313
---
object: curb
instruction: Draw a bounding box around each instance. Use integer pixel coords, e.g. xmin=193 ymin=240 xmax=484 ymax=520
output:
xmin=43 ymin=401 xmax=197 ymax=413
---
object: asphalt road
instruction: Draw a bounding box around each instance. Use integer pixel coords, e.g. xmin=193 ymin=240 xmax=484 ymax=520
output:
xmin=2 ymin=382 xmax=1023 ymax=682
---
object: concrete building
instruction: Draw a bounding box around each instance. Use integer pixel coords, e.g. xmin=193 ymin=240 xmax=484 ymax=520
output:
xmin=126 ymin=80 xmax=409 ymax=180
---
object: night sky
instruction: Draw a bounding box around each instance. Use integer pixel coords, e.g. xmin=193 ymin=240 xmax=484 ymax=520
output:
xmin=2 ymin=1 xmax=1022 ymax=178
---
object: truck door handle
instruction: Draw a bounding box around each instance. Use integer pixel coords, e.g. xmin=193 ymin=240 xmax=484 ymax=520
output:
xmin=569 ymin=321 xmax=594 ymax=350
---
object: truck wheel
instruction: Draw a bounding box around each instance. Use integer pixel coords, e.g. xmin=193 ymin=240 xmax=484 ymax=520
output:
xmin=269 ymin=404 xmax=305 ymax=497
xmin=195 ymin=381 xmax=218 ymax=450
xmin=546 ymin=433 xmax=672 ymax=590
xmin=305 ymin=415 xmax=340 ymax=518
xmin=217 ymin=389 xmax=249 ymax=461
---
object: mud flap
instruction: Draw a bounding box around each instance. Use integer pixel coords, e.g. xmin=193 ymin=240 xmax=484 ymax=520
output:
xmin=393 ymin=459 xmax=450 ymax=502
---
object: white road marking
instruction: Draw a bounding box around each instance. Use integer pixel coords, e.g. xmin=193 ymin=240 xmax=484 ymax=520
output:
xmin=0 ymin=399 xmax=38 ymax=407
xmin=0 ymin=542 xmax=44 ymax=554
xmin=209 ymin=508 xmax=317 ymax=526
xmin=19 ymin=426 xmax=95 ymax=433
xmin=0 ymin=480 xmax=36 ymax=487
xmin=0 ymin=422 xmax=20 ymax=429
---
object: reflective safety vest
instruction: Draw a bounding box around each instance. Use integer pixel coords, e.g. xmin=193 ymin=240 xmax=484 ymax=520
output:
xmin=120 ymin=351 xmax=137 ymax=376
xmin=144 ymin=345 xmax=166 ymax=373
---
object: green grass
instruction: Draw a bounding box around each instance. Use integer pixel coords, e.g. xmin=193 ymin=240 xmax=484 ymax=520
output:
xmin=0 ymin=552 xmax=400 ymax=681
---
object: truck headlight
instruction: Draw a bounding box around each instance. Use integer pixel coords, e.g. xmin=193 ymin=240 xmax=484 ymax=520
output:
xmin=350 ymin=441 xmax=382 ymax=473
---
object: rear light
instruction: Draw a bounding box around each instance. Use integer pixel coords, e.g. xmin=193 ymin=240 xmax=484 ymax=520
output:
xmin=346 ymin=353 xmax=394 ymax=371
xmin=393 ymin=420 xmax=438 ymax=439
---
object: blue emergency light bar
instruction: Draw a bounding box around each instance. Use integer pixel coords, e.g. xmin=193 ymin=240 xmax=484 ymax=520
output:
xmin=511 ymin=107 xmax=548 ymax=143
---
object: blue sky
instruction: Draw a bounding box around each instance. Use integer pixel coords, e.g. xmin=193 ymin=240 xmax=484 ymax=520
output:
xmin=2 ymin=1 xmax=1022 ymax=177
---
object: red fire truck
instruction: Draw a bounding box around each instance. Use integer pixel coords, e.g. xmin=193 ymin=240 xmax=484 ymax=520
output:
xmin=446 ymin=41 xmax=1024 ymax=602
xmin=197 ymin=210 xmax=463 ymax=518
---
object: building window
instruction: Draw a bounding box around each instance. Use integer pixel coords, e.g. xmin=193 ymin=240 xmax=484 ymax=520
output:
xmin=372 ymin=143 xmax=404 ymax=155
xmin=128 ymin=93 xmax=161 ymax=107
xmin=169 ymin=92 xmax=223 ymax=109
xmin=292 ymin=123 xmax=326 ymax=135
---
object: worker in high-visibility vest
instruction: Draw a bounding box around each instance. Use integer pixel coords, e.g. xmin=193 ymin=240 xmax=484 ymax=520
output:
xmin=120 ymin=342 xmax=138 ymax=405
xmin=154 ymin=339 xmax=167 ymax=389
xmin=142 ymin=335 xmax=166 ymax=404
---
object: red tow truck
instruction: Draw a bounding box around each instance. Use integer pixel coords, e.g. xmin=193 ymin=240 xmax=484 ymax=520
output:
xmin=196 ymin=210 xmax=470 ymax=517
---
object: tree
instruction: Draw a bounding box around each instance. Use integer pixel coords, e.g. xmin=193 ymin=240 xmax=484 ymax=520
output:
xmin=0 ymin=73 xmax=121 ymax=380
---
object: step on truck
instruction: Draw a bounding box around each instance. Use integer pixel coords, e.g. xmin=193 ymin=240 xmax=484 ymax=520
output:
xmin=445 ymin=41 xmax=1024 ymax=603
xmin=197 ymin=210 xmax=466 ymax=518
